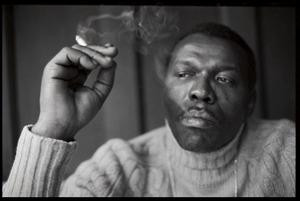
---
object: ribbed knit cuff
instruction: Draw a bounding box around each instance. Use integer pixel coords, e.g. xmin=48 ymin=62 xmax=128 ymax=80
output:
xmin=2 ymin=125 xmax=77 ymax=197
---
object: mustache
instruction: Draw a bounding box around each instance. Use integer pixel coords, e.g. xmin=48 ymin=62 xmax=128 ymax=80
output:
xmin=177 ymin=106 xmax=219 ymax=124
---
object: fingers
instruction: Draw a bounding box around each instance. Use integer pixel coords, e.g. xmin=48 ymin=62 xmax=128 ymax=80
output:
xmin=88 ymin=44 xmax=118 ymax=57
xmin=45 ymin=44 xmax=118 ymax=81
xmin=51 ymin=44 xmax=118 ymax=68
xmin=72 ymin=44 xmax=118 ymax=68
xmin=92 ymin=61 xmax=117 ymax=102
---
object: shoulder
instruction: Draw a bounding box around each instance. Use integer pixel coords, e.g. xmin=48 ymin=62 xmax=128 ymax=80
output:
xmin=241 ymin=118 xmax=295 ymax=154
xmin=91 ymin=125 xmax=167 ymax=163
xmin=246 ymin=118 xmax=294 ymax=137
xmin=61 ymin=125 xmax=168 ymax=196
xmin=128 ymin=126 xmax=168 ymax=156
xmin=240 ymin=118 xmax=295 ymax=196
xmin=90 ymin=125 xmax=168 ymax=172
xmin=60 ymin=138 xmax=132 ymax=196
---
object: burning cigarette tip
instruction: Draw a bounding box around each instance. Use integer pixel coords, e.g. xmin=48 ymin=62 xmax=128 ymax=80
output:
xmin=75 ymin=35 xmax=88 ymax=46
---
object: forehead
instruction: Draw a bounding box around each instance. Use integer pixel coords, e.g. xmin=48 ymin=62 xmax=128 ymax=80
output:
xmin=170 ymin=34 xmax=248 ymax=69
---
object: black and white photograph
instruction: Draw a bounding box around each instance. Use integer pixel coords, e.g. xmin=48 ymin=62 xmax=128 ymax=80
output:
xmin=2 ymin=3 xmax=295 ymax=197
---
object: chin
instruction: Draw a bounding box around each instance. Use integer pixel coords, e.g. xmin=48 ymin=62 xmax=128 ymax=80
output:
xmin=178 ymin=140 xmax=207 ymax=152
xmin=172 ymin=123 xmax=219 ymax=153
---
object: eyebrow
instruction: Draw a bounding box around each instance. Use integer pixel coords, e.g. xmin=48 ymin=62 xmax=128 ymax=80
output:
xmin=213 ymin=65 xmax=240 ymax=73
xmin=174 ymin=59 xmax=197 ymax=67
xmin=174 ymin=58 xmax=240 ymax=73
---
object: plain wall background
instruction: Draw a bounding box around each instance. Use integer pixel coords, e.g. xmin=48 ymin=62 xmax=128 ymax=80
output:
xmin=2 ymin=5 xmax=295 ymax=180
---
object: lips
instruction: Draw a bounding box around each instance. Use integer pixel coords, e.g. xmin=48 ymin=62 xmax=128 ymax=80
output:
xmin=180 ymin=108 xmax=218 ymax=129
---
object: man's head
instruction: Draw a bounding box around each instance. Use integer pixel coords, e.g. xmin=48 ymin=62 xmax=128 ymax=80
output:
xmin=161 ymin=22 xmax=256 ymax=153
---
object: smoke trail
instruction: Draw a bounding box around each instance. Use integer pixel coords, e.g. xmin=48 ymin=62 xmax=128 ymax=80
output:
xmin=76 ymin=6 xmax=179 ymax=54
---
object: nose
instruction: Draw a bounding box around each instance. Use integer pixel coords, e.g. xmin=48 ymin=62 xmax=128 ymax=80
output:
xmin=189 ymin=77 xmax=215 ymax=104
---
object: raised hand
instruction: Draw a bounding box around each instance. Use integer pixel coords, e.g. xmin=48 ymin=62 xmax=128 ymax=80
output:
xmin=31 ymin=44 xmax=118 ymax=141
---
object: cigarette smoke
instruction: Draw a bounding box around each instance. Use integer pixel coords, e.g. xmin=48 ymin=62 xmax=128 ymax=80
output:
xmin=76 ymin=6 xmax=179 ymax=55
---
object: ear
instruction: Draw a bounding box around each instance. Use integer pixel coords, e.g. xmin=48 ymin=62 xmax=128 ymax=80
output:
xmin=247 ymin=90 xmax=256 ymax=117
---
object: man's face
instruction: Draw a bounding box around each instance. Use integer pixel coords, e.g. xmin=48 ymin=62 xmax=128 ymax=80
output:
xmin=163 ymin=34 xmax=254 ymax=153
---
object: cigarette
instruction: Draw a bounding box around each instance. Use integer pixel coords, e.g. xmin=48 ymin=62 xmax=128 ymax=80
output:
xmin=75 ymin=35 xmax=88 ymax=46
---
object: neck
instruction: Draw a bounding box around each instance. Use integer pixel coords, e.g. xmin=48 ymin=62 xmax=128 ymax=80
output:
xmin=165 ymin=120 xmax=244 ymax=186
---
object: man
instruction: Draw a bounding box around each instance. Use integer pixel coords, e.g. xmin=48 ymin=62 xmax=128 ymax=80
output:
xmin=2 ymin=23 xmax=295 ymax=197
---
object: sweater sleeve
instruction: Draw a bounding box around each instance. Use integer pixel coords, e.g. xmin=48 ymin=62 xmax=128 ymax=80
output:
xmin=2 ymin=125 xmax=77 ymax=197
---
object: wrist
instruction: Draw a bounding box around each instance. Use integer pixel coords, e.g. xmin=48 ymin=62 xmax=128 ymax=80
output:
xmin=31 ymin=121 xmax=74 ymax=142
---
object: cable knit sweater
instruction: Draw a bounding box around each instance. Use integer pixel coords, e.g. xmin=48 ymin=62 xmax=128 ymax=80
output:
xmin=2 ymin=118 xmax=295 ymax=197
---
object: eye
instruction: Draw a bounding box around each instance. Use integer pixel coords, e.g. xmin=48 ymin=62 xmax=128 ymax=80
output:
xmin=216 ymin=76 xmax=233 ymax=84
xmin=176 ymin=71 xmax=196 ymax=79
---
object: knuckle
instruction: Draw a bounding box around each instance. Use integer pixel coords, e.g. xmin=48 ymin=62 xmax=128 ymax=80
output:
xmin=61 ymin=46 xmax=72 ymax=53
xmin=88 ymin=51 xmax=98 ymax=60
xmin=72 ymin=44 xmax=80 ymax=48
xmin=47 ymin=64 xmax=61 ymax=73
xmin=43 ymin=65 xmax=60 ymax=78
xmin=81 ymin=54 xmax=92 ymax=63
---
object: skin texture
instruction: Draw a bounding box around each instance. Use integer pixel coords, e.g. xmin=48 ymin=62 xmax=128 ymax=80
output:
xmin=163 ymin=34 xmax=255 ymax=153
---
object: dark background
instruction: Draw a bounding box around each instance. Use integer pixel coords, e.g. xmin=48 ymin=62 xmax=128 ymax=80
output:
xmin=2 ymin=5 xmax=295 ymax=181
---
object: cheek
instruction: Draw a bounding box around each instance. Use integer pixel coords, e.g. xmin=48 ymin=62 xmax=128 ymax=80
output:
xmin=215 ymin=87 xmax=249 ymax=120
xmin=213 ymin=84 xmax=235 ymax=103
xmin=164 ymin=82 xmax=188 ymax=107
xmin=162 ymin=84 xmax=188 ymax=119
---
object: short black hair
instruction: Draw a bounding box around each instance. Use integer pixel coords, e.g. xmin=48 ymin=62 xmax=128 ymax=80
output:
xmin=165 ymin=22 xmax=256 ymax=92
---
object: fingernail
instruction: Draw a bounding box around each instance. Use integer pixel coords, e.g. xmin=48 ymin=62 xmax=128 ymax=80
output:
xmin=105 ymin=56 xmax=112 ymax=62
xmin=104 ymin=43 xmax=113 ymax=48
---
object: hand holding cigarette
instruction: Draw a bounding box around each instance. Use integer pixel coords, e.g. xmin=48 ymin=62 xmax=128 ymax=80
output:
xmin=31 ymin=38 xmax=118 ymax=141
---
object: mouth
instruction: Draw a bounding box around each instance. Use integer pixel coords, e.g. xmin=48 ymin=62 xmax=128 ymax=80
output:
xmin=181 ymin=117 xmax=216 ymax=129
xmin=179 ymin=109 xmax=218 ymax=129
